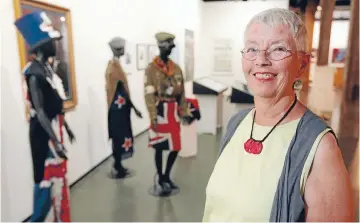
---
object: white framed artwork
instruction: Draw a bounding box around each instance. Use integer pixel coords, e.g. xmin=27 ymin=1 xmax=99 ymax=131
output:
xmin=136 ymin=44 xmax=148 ymax=70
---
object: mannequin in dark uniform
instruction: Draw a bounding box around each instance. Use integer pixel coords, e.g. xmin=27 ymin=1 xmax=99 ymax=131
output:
xmin=15 ymin=12 xmax=75 ymax=221
xmin=106 ymin=37 xmax=142 ymax=179
xmin=145 ymin=32 xmax=193 ymax=196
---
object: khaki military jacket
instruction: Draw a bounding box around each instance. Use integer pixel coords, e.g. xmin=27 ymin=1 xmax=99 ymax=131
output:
xmin=105 ymin=59 xmax=130 ymax=109
xmin=144 ymin=60 xmax=188 ymax=122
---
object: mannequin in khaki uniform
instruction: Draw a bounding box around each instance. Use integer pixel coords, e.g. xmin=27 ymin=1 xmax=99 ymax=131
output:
xmin=106 ymin=37 xmax=142 ymax=179
xmin=144 ymin=32 xmax=192 ymax=196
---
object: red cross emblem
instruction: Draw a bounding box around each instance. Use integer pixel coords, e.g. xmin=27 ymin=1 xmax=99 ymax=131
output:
xmin=114 ymin=95 xmax=126 ymax=109
xmin=122 ymin=138 xmax=132 ymax=151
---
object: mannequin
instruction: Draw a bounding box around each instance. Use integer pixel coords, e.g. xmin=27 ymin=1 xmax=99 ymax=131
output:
xmin=48 ymin=57 xmax=67 ymax=100
xmin=106 ymin=37 xmax=142 ymax=179
xmin=15 ymin=12 xmax=75 ymax=222
xmin=48 ymin=56 xmax=69 ymax=99
xmin=144 ymin=32 xmax=192 ymax=196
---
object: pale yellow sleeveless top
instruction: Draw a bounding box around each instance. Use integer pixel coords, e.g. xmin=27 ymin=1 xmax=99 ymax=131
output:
xmin=203 ymin=109 xmax=331 ymax=222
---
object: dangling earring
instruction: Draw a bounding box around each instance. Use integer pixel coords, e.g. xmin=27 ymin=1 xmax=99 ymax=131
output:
xmin=293 ymin=79 xmax=303 ymax=90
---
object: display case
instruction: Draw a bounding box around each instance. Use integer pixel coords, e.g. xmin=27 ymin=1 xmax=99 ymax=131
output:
xmin=193 ymin=77 xmax=228 ymax=135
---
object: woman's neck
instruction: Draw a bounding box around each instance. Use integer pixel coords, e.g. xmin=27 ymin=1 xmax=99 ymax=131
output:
xmin=254 ymin=93 xmax=297 ymax=125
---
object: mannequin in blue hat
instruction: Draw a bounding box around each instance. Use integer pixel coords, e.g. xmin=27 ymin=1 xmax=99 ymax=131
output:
xmin=15 ymin=12 xmax=75 ymax=222
xmin=106 ymin=36 xmax=142 ymax=179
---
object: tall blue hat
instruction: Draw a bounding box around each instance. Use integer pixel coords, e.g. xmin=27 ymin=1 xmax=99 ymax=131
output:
xmin=14 ymin=11 xmax=62 ymax=53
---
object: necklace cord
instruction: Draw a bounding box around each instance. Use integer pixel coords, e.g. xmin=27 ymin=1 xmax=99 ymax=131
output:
xmin=250 ymin=96 xmax=298 ymax=142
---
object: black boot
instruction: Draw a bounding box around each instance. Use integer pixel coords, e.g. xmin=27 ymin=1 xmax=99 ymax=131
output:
xmin=111 ymin=139 xmax=130 ymax=179
xmin=121 ymin=166 xmax=129 ymax=173
xmin=163 ymin=175 xmax=179 ymax=190
xmin=109 ymin=166 xmax=130 ymax=179
xmin=163 ymin=151 xmax=179 ymax=190
xmin=158 ymin=174 xmax=171 ymax=195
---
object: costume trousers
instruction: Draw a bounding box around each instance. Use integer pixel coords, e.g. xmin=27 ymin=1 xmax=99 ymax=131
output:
xmin=29 ymin=115 xmax=71 ymax=222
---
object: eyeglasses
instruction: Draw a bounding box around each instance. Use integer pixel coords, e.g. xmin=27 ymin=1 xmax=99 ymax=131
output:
xmin=241 ymin=47 xmax=293 ymax=61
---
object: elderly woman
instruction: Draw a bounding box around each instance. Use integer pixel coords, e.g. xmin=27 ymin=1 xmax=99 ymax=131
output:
xmin=203 ymin=8 xmax=354 ymax=222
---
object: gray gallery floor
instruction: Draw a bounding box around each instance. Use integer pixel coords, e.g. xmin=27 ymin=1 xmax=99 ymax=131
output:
xmin=68 ymin=126 xmax=359 ymax=221
xmin=70 ymin=131 xmax=222 ymax=222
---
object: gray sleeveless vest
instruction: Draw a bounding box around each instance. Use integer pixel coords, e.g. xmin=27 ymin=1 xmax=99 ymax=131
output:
xmin=219 ymin=108 xmax=336 ymax=222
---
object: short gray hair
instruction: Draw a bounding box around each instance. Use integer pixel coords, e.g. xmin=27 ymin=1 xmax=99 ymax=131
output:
xmin=245 ymin=8 xmax=307 ymax=51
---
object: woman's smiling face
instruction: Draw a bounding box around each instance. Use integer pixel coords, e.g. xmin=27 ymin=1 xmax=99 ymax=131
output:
xmin=242 ymin=22 xmax=305 ymax=99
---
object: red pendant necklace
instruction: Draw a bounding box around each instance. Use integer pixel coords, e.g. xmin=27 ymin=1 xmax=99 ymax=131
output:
xmin=244 ymin=96 xmax=298 ymax=155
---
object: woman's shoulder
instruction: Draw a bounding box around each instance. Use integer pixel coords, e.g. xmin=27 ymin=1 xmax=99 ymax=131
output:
xmin=226 ymin=108 xmax=254 ymax=131
xmin=298 ymin=108 xmax=331 ymax=131
xmin=303 ymin=123 xmax=353 ymax=221
xmin=284 ymin=102 xmax=329 ymax=130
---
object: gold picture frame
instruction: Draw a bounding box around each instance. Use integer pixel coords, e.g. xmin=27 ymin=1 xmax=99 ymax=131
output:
xmin=13 ymin=0 xmax=78 ymax=119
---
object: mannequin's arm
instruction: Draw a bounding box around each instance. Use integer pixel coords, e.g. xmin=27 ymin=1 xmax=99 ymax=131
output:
xmin=144 ymin=69 xmax=157 ymax=124
xmin=105 ymin=62 xmax=113 ymax=108
xmin=121 ymin=84 xmax=135 ymax=109
xmin=123 ymin=74 xmax=131 ymax=98
xmin=63 ymin=119 xmax=75 ymax=143
xmin=178 ymin=73 xmax=189 ymax=117
xmin=63 ymin=119 xmax=71 ymax=133
xmin=177 ymin=72 xmax=192 ymax=125
xmin=29 ymin=75 xmax=60 ymax=144
xmin=126 ymin=95 xmax=135 ymax=110
xmin=121 ymin=82 xmax=142 ymax=118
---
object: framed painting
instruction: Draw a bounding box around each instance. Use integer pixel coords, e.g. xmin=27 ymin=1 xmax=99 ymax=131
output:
xmin=213 ymin=38 xmax=233 ymax=73
xmin=136 ymin=44 xmax=148 ymax=70
xmin=331 ymin=48 xmax=346 ymax=64
xmin=13 ymin=0 xmax=78 ymax=119
xmin=118 ymin=40 xmax=133 ymax=76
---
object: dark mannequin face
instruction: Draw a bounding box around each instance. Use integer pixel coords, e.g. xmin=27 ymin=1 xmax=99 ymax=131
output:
xmin=35 ymin=39 xmax=57 ymax=59
xmin=111 ymin=47 xmax=125 ymax=58
xmin=159 ymin=39 xmax=175 ymax=59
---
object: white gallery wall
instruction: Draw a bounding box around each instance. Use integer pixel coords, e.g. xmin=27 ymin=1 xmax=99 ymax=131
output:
xmin=196 ymin=0 xmax=289 ymax=86
xmin=1 ymin=0 xmax=201 ymax=221
xmin=312 ymin=20 xmax=350 ymax=61
xmin=312 ymin=20 xmax=350 ymax=49
xmin=309 ymin=20 xmax=349 ymax=81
